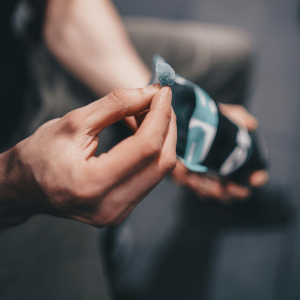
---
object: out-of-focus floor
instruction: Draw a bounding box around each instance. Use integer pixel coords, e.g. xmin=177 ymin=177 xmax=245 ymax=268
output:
xmin=1 ymin=1 xmax=300 ymax=300
xmin=112 ymin=0 xmax=300 ymax=299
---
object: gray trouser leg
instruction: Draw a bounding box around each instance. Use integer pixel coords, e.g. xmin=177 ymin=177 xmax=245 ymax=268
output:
xmin=1 ymin=17 xmax=254 ymax=300
xmin=125 ymin=17 xmax=254 ymax=105
xmin=105 ymin=18 xmax=256 ymax=300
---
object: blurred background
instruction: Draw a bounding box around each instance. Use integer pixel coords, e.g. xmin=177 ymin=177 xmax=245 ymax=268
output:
xmin=114 ymin=0 xmax=300 ymax=187
xmin=110 ymin=0 xmax=300 ymax=299
xmin=1 ymin=1 xmax=300 ymax=300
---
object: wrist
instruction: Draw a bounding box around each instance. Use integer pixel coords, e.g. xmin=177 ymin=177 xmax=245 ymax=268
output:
xmin=0 ymin=148 xmax=33 ymax=228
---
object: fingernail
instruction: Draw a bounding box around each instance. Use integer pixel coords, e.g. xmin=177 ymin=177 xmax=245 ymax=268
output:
xmin=160 ymin=87 xmax=172 ymax=102
xmin=144 ymin=84 xmax=160 ymax=93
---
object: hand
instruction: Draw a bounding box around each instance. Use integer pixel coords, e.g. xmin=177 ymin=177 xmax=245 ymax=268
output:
xmin=171 ymin=104 xmax=268 ymax=203
xmin=0 ymin=85 xmax=177 ymax=228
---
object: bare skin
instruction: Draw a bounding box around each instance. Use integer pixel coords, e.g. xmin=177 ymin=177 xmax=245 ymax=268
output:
xmin=0 ymin=0 xmax=268 ymax=230
xmin=171 ymin=104 xmax=269 ymax=203
xmin=44 ymin=0 xmax=151 ymax=95
xmin=43 ymin=0 xmax=268 ymax=203
xmin=0 ymin=0 xmax=266 ymax=230
xmin=0 ymin=85 xmax=177 ymax=229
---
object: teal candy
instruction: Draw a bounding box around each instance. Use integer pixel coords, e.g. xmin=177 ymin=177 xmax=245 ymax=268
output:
xmin=156 ymin=63 xmax=175 ymax=87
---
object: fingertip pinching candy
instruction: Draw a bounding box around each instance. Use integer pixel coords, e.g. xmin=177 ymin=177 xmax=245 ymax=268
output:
xmin=155 ymin=62 xmax=175 ymax=87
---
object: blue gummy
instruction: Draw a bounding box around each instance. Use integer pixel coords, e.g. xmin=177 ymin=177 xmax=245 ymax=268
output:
xmin=156 ymin=62 xmax=175 ymax=87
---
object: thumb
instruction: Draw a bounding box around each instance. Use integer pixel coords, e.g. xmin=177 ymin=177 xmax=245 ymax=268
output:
xmin=69 ymin=84 xmax=160 ymax=136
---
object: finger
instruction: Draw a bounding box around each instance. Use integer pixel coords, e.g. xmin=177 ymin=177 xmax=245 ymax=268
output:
xmin=171 ymin=160 xmax=190 ymax=185
xmin=226 ymin=182 xmax=250 ymax=199
xmin=187 ymin=173 xmax=227 ymax=201
xmin=135 ymin=110 xmax=149 ymax=128
xmin=171 ymin=162 xmax=226 ymax=201
xmin=93 ymin=112 xmax=177 ymax=226
xmin=172 ymin=162 xmax=245 ymax=202
xmin=93 ymin=160 xmax=169 ymax=227
xmin=219 ymin=104 xmax=259 ymax=132
xmin=124 ymin=110 xmax=150 ymax=133
xmin=135 ymin=87 xmax=172 ymax=141
xmin=87 ymin=87 xmax=173 ymax=184
xmin=124 ymin=116 xmax=138 ymax=133
xmin=158 ymin=109 xmax=177 ymax=168
xmin=249 ymin=170 xmax=269 ymax=187
xmin=65 ymin=84 xmax=160 ymax=136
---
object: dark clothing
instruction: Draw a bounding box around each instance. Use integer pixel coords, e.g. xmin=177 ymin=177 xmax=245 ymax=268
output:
xmin=0 ymin=0 xmax=48 ymax=149
xmin=0 ymin=6 xmax=255 ymax=299
xmin=0 ymin=1 xmax=27 ymax=148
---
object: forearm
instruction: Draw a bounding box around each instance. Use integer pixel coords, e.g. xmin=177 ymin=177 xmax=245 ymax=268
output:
xmin=44 ymin=0 xmax=151 ymax=96
xmin=0 ymin=149 xmax=32 ymax=228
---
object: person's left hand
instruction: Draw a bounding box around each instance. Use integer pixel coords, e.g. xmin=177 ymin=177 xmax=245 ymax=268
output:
xmin=171 ymin=104 xmax=269 ymax=203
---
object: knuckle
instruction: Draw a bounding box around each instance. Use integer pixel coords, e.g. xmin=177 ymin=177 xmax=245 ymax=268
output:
xmin=166 ymin=157 xmax=178 ymax=173
xmin=60 ymin=111 xmax=81 ymax=134
xmin=109 ymin=89 xmax=128 ymax=109
xmin=170 ymin=156 xmax=178 ymax=171
xmin=111 ymin=88 xmax=128 ymax=100
xmin=161 ymin=154 xmax=177 ymax=175
xmin=142 ymin=140 xmax=161 ymax=160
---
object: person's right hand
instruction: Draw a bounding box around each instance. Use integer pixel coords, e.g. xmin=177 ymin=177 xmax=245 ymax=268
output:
xmin=0 ymin=84 xmax=177 ymax=228
xmin=171 ymin=104 xmax=268 ymax=203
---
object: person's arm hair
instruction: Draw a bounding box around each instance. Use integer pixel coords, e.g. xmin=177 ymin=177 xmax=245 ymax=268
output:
xmin=44 ymin=0 xmax=151 ymax=96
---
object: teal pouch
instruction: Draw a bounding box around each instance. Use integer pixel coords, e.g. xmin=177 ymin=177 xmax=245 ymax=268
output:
xmin=150 ymin=55 xmax=268 ymax=184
